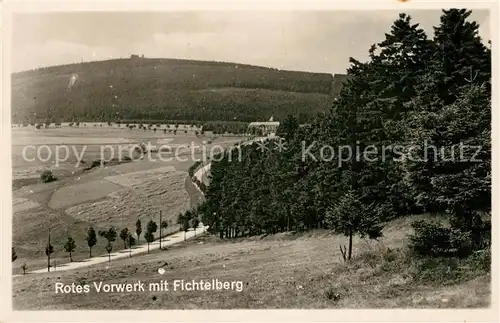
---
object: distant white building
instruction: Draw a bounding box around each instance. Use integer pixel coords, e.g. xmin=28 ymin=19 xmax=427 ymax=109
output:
xmin=247 ymin=121 xmax=280 ymax=136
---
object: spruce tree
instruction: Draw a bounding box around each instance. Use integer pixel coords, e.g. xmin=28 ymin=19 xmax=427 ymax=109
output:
xmin=120 ymin=228 xmax=129 ymax=249
xmin=63 ymin=236 xmax=76 ymax=262
xmin=432 ymin=9 xmax=491 ymax=105
xmin=404 ymin=9 xmax=491 ymax=215
xmin=127 ymin=233 xmax=136 ymax=257
xmin=144 ymin=220 xmax=157 ymax=253
xmin=276 ymin=114 xmax=299 ymax=141
xmin=325 ymin=190 xmax=383 ymax=261
xmin=135 ymin=219 xmax=142 ymax=243
xmin=99 ymin=227 xmax=117 ymax=262
xmin=348 ymin=13 xmax=433 ymax=218
xmin=85 ymin=226 xmax=97 ymax=258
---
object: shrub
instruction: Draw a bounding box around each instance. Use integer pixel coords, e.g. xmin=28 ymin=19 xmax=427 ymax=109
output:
xmin=408 ymin=220 xmax=474 ymax=257
xmin=465 ymin=216 xmax=492 ymax=250
xmin=448 ymin=228 xmax=473 ymax=257
xmin=324 ymin=287 xmax=342 ymax=301
xmin=40 ymin=170 xmax=56 ymax=183
xmin=413 ymin=251 xmax=490 ymax=286
xmin=76 ymin=277 xmax=87 ymax=286
xmin=467 ymin=248 xmax=491 ymax=272
xmin=409 ymin=220 xmax=451 ymax=257
xmin=84 ymin=159 xmax=105 ymax=170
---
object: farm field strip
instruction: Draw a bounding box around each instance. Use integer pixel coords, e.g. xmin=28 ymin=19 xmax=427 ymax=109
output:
xmin=102 ymin=166 xmax=176 ymax=187
xmin=65 ymin=171 xmax=190 ymax=229
xmin=49 ymin=179 xmax=125 ymax=209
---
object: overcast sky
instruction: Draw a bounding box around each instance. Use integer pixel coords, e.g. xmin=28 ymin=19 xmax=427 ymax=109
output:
xmin=11 ymin=10 xmax=490 ymax=74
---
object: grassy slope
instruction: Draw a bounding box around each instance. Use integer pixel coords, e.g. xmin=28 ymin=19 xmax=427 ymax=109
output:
xmin=11 ymin=58 xmax=339 ymax=123
xmin=12 ymin=215 xmax=490 ymax=309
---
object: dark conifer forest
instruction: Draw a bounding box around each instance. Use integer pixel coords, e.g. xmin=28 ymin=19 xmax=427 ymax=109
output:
xmin=11 ymin=58 xmax=343 ymax=124
xmin=197 ymin=10 xmax=491 ymax=259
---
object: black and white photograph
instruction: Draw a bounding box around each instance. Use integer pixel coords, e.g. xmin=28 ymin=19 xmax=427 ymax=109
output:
xmin=2 ymin=1 xmax=496 ymax=318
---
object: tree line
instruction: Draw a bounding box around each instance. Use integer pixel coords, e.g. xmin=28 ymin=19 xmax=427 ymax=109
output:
xmin=12 ymin=211 xmax=203 ymax=274
xmin=197 ymin=10 xmax=491 ymax=260
xmin=17 ymin=119 xmax=253 ymax=137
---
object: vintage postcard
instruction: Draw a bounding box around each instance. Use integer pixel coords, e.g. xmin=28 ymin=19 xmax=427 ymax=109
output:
xmin=1 ymin=0 xmax=498 ymax=321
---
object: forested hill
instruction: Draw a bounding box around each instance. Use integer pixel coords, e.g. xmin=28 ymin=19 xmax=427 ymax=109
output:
xmin=11 ymin=58 xmax=342 ymax=124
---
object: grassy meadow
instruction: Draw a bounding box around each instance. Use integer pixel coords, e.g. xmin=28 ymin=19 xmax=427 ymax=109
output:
xmin=12 ymin=215 xmax=490 ymax=309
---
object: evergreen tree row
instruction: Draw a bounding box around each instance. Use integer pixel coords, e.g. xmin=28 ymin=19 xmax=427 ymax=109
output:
xmin=13 ymin=213 xmax=203 ymax=274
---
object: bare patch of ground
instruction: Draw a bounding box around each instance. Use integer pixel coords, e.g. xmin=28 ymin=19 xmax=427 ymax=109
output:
xmin=13 ymin=197 xmax=40 ymax=213
xmin=103 ymin=166 xmax=176 ymax=187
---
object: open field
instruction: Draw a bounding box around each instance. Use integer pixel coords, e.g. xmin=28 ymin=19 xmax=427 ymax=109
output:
xmin=12 ymin=127 xmax=243 ymax=179
xmin=12 ymin=215 xmax=490 ymax=309
xmin=11 ymin=127 xmax=241 ymax=274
